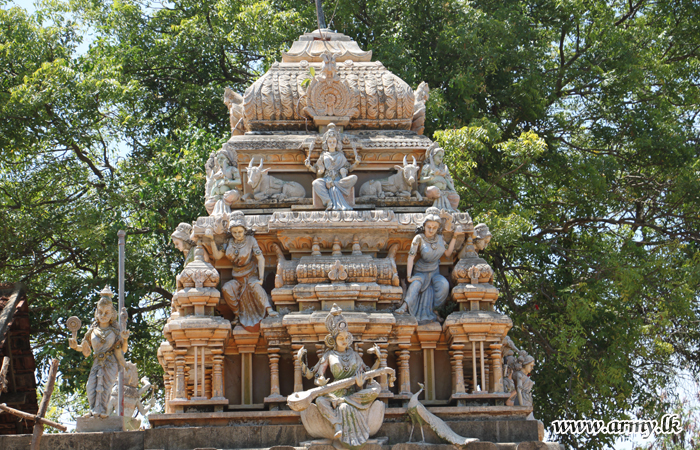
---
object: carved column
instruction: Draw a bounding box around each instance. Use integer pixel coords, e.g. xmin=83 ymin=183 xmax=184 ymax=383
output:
xmin=378 ymin=343 xmax=390 ymax=393
xmin=211 ymin=350 xmax=225 ymax=400
xmin=241 ymin=352 xmax=253 ymax=405
xmin=292 ymin=343 xmax=304 ymax=393
xmin=396 ymin=345 xmax=412 ymax=396
xmin=174 ymin=349 xmax=188 ymax=401
xmin=268 ymin=347 xmax=281 ymax=397
xmin=489 ymin=343 xmax=503 ymax=393
xmin=449 ymin=350 xmax=456 ymax=394
xmin=452 ymin=344 xmax=466 ymax=394
xmin=163 ymin=371 xmax=172 ymax=413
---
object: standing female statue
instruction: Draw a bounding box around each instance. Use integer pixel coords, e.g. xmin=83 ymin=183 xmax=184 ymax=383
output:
xmin=293 ymin=305 xmax=393 ymax=449
xmin=68 ymin=287 xmax=129 ymax=417
xmin=419 ymin=144 xmax=460 ymax=212
xmin=513 ymin=351 xmax=535 ymax=419
xmin=305 ymin=123 xmax=360 ymax=211
xmin=203 ymin=211 xmax=277 ymax=328
xmin=395 ymin=207 xmax=464 ymax=323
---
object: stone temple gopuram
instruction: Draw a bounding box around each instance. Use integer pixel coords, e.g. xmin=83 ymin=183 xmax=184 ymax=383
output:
xmin=145 ymin=28 xmax=554 ymax=450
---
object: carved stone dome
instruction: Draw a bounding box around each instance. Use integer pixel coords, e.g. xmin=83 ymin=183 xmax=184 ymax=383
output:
xmin=242 ymin=30 xmax=416 ymax=131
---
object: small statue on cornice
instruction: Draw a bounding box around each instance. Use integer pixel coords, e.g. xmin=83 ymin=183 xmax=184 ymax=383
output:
xmin=395 ymin=208 xmax=464 ymax=323
xmin=411 ymin=82 xmax=429 ymax=135
xmin=305 ymin=123 xmax=360 ymax=210
xmin=202 ymin=211 xmax=278 ymax=329
xmin=205 ymin=143 xmax=242 ymax=216
xmin=419 ymin=144 xmax=460 ymax=212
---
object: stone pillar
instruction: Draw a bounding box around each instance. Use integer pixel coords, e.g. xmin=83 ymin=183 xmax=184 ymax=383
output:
xmin=449 ymin=350 xmax=456 ymax=394
xmin=423 ymin=349 xmax=436 ymax=401
xmin=163 ymin=371 xmax=172 ymax=413
xmin=268 ymin=347 xmax=281 ymax=397
xmin=452 ymin=344 xmax=466 ymax=394
xmin=211 ymin=350 xmax=225 ymax=400
xmin=241 ymin=352 xmax=253 ymax=405
xmin=471 ymin=341 xmax=478 ymax=393
xmin=489 ymin=343 xmax=503 ymax=393
xmin=174 ymin=349 xmax=187 ymax=401
xmin=396 ymin=346 xmax=412 ymax=396
xmin=378 ymin=343 xmax=390 ymax=393
xmin=292 ymin=344 xmax=304 ymax=393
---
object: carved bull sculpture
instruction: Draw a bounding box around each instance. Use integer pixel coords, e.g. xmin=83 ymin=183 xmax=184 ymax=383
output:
xmin=359 ymin=155 xmax=422 ymax=199
xmin=243 ymin=158 xmax=306 ymax=201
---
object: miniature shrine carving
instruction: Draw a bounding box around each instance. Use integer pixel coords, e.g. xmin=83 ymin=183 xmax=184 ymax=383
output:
xmin=151 ymin=23 xmax=543 ymax=447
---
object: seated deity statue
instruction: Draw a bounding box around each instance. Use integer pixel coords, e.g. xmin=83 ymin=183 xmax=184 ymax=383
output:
xmin=289 ymin=305 xmax=394 ymax=449
xmin=68 ymin=287 xmax=129 ymax=418
xmin=395 ymin=208 xmax=464 ymax=323
xmin=202 ymin=211 xmax=278 ymax=329
xmin=205 ymin=143 xmax=242 ymax=216
xmin=419 ymin=144 xmax=460 ymax=212
xmin=305 ymin=123 xmax=360 ymax=211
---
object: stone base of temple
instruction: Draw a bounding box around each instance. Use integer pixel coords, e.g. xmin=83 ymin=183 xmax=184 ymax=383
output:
xmin=0 ymin=421 xmax=562 ymax=450
xmin=76 ymin=415 xmax=142 ymax=432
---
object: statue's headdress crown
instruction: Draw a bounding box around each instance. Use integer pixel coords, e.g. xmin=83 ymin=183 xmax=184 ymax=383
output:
xmin=324 ymin=303 xmax=351 ymax=348
xmin=171 ymin=222 xmax=194 ymax=244
xmin=228 ymin=211 xmax=249 ymax=232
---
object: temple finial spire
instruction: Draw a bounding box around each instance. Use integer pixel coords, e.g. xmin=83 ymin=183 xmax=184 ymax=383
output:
xmin=315 ymin=0 xmax=327 ymax=30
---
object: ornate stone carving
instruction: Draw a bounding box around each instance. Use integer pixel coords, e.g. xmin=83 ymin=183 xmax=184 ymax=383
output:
xmin=287 ymin=305 xmax=395 ymax=449
xmin=202 ymin=211 xmax=278 ymax=329
xmin=411 ymin=82 xmax=429 ymax=135
xmin=106 ymin=361 xmax=155 ymax=428
xmin=301 ymin=53 xmax=360 ymax=127
xmin=243 ymin=157 xmax=306 ymax=201
xmin=327 ymin=260 xmax=348 ymax=282
xmin=358 ymin=154 xmax=422 ymax=199
xmin=395 ymin=208 xmax=464 ymax=323
xmin=205 ymin=143 xmax=242 ymax=216
xmin=224 ymin=87 xmax=245 ymax=136
xmin=67 ymin=287 xmax=130 ymax=418
xmin=282 ymin=29 xmax=372 ymax=63
xmin=242 ymin=31 xmax=415 ymax=132
xmin=305 ymin=124 xmax=360 ymax=210
xmin=419 ymin=144 xmax=460 ymax=212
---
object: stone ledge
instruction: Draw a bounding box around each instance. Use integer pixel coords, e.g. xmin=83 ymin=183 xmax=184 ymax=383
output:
xmin=0 ymin=419 xmax=559 ymax=450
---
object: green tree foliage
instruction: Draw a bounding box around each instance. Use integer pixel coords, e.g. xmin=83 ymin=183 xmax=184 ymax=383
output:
xmin=1 ymin=0 xmax=698 ymax=447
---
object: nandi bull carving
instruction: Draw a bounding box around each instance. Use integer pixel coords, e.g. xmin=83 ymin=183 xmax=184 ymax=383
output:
xmin=243 ymin=158 xmax=306 ymax=201
xmin=359 ymin=155 xmax=422 ymax=199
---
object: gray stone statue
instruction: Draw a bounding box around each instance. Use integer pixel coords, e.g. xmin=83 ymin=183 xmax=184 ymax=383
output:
xmin=419 ymin=144 xmax=460 ymax=212
xmin=513 ymin=350 xmax=535 ymax=418
xmin=106 ymin=361 xmax=155 ymax=429
xmin=289 ymin=305 xmax=393 ymax=449
xmin=358 ymin=155 xmax=422 ymax=200
xmin=205 ymin=143 xmax=242 ymax=216
xmin=396 ymin=208 xmax=464 ymax=323
xmin=67 ymin=287 xmax=130 ymax=418
xmin=203 ymin=211 xmax=278 ymax=328
xmin=243 ymin=158 xmax=306 ymax=201
xmin=305 ymin=123 xmax=360 ymax=211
